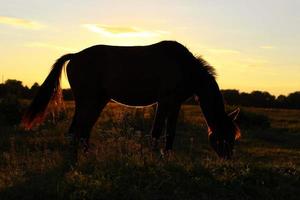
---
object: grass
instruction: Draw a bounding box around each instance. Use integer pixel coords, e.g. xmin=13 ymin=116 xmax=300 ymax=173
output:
xmin=0 ymin=102 xmax=299 ymax=199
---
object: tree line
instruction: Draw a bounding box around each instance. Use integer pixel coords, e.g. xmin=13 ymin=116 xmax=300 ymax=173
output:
xmin=221 ymin=89 xmax=300 ymax=109
xmin=1 ymin=79 xmax=300 ymax=109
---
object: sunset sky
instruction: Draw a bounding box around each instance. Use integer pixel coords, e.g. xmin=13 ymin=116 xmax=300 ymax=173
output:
xmin=0 ymin=0 xmax=299 ymax=96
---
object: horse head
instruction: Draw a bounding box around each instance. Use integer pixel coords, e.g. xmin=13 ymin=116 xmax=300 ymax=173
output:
xmin=208 ymin=108 xmax=241 ymax=159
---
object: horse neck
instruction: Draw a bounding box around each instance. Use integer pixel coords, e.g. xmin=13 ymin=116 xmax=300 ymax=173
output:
xmin=195 ymin=75 xmax=226 ymax=132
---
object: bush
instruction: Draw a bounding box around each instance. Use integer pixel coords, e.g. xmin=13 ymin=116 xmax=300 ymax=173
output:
xmin=0 ymin=95 xmax=24 ymax=126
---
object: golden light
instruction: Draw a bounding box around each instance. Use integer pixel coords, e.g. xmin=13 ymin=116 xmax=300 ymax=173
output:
xmin=0 ymin=16 xmax=44 ymax=29
xmin=82 ymin=24 xmax=169 ymax=38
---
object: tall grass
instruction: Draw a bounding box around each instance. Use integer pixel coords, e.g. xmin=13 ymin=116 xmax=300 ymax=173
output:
xmin=0 ymin=102 xmax=299 ymax=199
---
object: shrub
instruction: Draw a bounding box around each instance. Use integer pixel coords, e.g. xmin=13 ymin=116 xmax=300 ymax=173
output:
xmin=0 ymin=95 xmax=24 ymax=126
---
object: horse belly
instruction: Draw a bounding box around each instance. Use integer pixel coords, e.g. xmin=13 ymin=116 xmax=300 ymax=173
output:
xmin=105 ymin=80 xmax=159 ymax=106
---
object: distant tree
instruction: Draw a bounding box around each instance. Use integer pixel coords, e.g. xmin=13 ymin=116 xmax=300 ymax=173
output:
xmin=30 ymin=82 xmax=40 ymax=98
xmin=0 ymin=84 xmax=4 ymax=98
xmin=0 ymin=78 xmax=299 ymax=109
xmin=222 ymin=89 xmax=240 ymax=105
xmin=239 ymin=92 xmax=251 ymax=106
xmin=276 ymin=95 xmax=287 ymax=108
xmin=204 ymin=89 xmax=299 ymax=109
xmin=286 ymin=92 xmax=300 ymax=109
xmin=277 ymin=95 xmax=287 ymax=102
xmin=249 ymin=91 xmax=275 ymax=107
xmin=0 ymin=94 xmax=23 ymax=125
xmin=4 ymin=79 xmax=24 ymax=96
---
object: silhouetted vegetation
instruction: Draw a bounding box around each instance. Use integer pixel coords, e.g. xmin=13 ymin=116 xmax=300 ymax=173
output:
xmin=222 ymin=89 xmax=300 ymax=109
xmin=0 ymin=94 xmax=24 ymax=126
xmin=0 ymin=79 xmax=74 ymax=101
xmin=0 ymin=79 xmax=39 ymax=99
xmin=0 ymin=103 xmax=299 ymax=199
xmin=0 ymin=80 xmax=299 ymax=199
xmin=0 ymin=79 xmax=300 ymax=109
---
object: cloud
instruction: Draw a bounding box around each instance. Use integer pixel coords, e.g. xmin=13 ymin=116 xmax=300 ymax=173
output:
xmin=82 ymin=24 xmax=169 ymax=38
xmin=260 ymin=45 xmax=276 ymax=49
xmin=25 ymin=42 xmax=75 ymax=51
xmin=206 ymin=48 xmax=240 ymax=55
xmin=0 ymin=16 xmax=44 ymax=29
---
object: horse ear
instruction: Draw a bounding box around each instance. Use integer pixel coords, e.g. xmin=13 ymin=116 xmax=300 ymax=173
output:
xmin=228 ymin=108 xmax=240 ymax=121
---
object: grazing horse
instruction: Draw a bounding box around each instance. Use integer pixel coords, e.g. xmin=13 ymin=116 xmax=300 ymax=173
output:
xmin=22 ymin=40 xmax=241 ymax=160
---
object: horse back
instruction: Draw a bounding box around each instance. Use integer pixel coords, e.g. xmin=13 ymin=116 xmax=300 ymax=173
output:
xmin=66 ymin=41 xmax=195 ymax=105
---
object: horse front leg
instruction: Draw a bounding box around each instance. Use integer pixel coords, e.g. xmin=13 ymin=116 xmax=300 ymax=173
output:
xmin=150 ymin=102 xmax=168 ymax=151
xmin=165 ymin=103 xmax=181 ymax=151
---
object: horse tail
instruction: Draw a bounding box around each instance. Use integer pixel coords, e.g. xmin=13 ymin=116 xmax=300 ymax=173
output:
xmin=22 ymin=53 xmax=74 ymax=129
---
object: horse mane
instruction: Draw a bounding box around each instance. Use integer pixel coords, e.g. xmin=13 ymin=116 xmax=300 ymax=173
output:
xmin=159 ymin=41 xmax=216 ymax=79
xmin=195 ymin=55 xmax=217 ymax=78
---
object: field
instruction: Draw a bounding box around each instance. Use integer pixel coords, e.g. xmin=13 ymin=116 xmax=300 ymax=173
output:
xmin=0 ymin=102 xmax=299 ymax=200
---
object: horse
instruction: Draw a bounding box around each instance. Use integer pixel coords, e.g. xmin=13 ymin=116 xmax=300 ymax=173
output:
xmin=22 ymin=40 xmax=241 ymax=161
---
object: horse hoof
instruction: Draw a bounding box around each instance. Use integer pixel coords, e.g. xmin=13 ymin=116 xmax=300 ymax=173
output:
xmin=160 ymin=149 xmax=174 ymax=160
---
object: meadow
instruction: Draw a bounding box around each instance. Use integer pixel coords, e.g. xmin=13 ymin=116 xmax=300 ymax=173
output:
xmin=0 ymin=101 xmax=299 ymax=200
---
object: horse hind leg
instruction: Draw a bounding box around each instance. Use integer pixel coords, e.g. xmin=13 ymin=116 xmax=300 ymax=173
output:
xmin=65 ymin=107 xmax=78 ymax=140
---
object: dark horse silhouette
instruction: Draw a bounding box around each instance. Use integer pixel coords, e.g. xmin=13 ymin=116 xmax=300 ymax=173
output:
xmin=22 ymin=41 xmax=240 ymax=160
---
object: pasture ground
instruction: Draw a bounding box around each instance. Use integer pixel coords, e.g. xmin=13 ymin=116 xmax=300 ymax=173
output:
xmin=0 ymin=102 xmax=299 ymax=199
